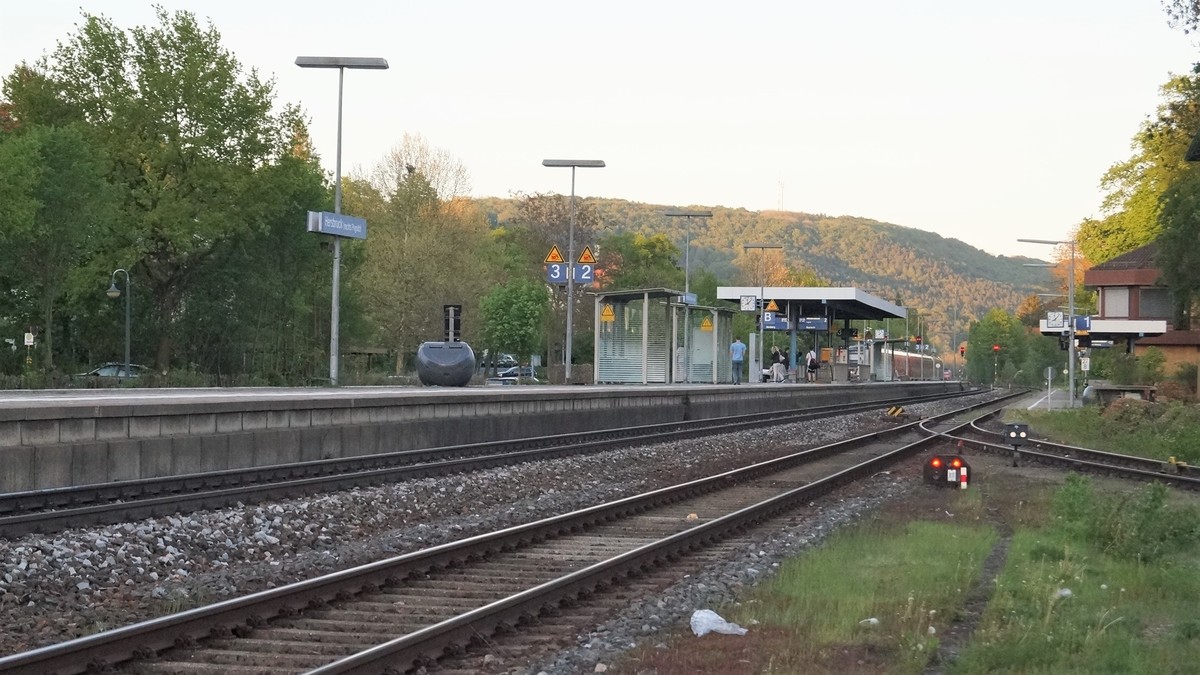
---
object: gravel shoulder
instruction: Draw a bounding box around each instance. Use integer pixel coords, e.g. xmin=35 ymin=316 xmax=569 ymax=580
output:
xmin=0 ymin=393 xmax=996 ymax=660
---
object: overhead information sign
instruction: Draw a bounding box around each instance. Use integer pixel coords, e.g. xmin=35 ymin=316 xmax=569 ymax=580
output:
xmin=545 ymin=246 xmax=565 ymax=264
xmin=577 ymin=246 xmax=597 ymax=264
xmin=307 ymin=211 xmax=367 ymax=239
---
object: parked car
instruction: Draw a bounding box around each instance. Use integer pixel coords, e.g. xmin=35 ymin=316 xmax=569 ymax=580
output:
xmin=497 ymin=366 xmax=539 ymax=380
xmin=478 ymin=350 xmax=518 ymax=370
xmin=74 ymin=362 xmax=149 ymax=379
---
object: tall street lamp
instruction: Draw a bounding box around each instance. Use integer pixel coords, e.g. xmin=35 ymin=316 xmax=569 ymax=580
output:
xmin=542 ymin=159 xmax=605 ymax=383
xmin=297 ymin=55 xmax=389 ymax=386
xmin=665 ymin=208 xmax=712 ymax=382
xmin=106 ymin=268 xmax=131 ymax=380
xmin=743 ymin=243 xmax=782 ymax=382
xmin=1019 ymin=237 xmax=1077 ymax=408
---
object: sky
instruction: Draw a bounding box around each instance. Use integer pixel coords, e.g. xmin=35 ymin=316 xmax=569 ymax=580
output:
xmin=3 ymin=1 xmax=1198 ymax=258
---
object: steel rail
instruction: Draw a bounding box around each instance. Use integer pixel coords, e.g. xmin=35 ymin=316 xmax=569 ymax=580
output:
xmin=0 ymin=391 xmax=1016 ymax=675
xmin=920 ymin=413 xmax=1200 ymax=490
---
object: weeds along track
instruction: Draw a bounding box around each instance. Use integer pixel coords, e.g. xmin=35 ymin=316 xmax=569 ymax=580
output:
xmin=940 ymin=413 xmax=1200 ymax=490
xmin=0 ymin=391 xmax=980 ymax=538
xmin=0 ymin=392 xmax=1021 ymax=675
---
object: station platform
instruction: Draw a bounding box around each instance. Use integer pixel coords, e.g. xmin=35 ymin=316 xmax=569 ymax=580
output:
xmin=0 ymin=381 xmax=965 ymax=492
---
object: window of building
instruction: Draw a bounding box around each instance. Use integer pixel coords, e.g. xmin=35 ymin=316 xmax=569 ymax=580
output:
xmin=1139 ymin=287 xmax=1170 ymax=319
xmin=1102 ymin=287 xmax=1129 ymax=318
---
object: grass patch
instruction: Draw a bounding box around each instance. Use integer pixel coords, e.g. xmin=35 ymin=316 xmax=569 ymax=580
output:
xmin=952 ymin=475 xmax=1200 ymax=674
xmin=1010 ymin=402 xmax=1200 ymax=464
xmin=615 ymin=491 xmax=996 ymax=674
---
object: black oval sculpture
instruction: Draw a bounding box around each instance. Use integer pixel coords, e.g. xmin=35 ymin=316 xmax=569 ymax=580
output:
xmin=415 ymin=341 xmax=476 ymax=386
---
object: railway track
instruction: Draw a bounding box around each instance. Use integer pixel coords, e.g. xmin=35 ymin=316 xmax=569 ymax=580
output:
xmin=931 ymin=411 xmax=1200 ymax=490
xmin=0 ymin=391 xmax=1024 ymax=675
xmin=0 ymin=390 xmax=980 ymax=538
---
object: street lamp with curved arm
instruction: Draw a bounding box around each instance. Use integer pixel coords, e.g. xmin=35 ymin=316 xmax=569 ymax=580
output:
xmin=107 ymin=269 xmax=132 ymax=380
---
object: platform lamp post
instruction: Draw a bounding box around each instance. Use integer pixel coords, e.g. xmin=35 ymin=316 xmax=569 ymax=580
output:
xmin=542 ymin=159 xmax=605 ymax=384
xmin=1019 ymin=238 xmax=1077 ymax=408
xmin=743 ymin=243 xmax=783 ymax=382
xmin=665 ymin=209 xmax=712 ymax=383
xmin=106 ymin=269 xmax=131 ymax=380
xmin=296 ymin=55 xmax=389 ymax=386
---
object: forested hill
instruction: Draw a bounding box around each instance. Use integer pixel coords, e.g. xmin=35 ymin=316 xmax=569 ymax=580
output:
xmin=474 ymin=196 xmax=1052 ymax=330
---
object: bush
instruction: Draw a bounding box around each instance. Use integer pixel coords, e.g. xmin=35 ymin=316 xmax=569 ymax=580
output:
xmin=1050 ymin=474 xmax=1200 ymax=561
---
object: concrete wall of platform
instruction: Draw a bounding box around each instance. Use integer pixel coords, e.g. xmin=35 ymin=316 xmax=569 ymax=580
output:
xmin=0 ymin=381 xmax=962 ymax=492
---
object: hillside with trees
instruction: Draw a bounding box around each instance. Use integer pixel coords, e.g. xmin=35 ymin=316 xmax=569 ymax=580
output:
xmin=476 ymin=196 xmax=1052 ymax=354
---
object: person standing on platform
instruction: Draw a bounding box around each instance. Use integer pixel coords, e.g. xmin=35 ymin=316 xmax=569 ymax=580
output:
xmin=769 ymin=345 xmax=787 ymax=382
xmin=730 ymin=337 xmax=747 ymax=385
xmin=806 ymin=347 xmax=819 ymax=383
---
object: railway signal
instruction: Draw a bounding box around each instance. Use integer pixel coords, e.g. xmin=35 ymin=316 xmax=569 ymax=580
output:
xmin=1004 ymin=423 xmax=1029 ymax=466
xmin=923 ymin=455 xmax=970 ymax=489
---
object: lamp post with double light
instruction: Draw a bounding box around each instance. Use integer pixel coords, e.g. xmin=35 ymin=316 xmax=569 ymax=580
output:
xmin=296 ymin=55 xmax=388 ymax=386
xmin=743 ymin=243 xmax=782 ymax=381
xmin=1019 ymin=238 xmax=1077 ymax=408
xmin=106 ymin=268 xmax=131 ymax=380
xmin=542 ymin=159 xmax=605 ymax=383
xmin=665 ymin=208 xmax=712 ymax=382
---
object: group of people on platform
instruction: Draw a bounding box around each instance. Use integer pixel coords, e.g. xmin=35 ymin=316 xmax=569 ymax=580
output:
xmin=727 ymin=337 xmax=819 ymax=385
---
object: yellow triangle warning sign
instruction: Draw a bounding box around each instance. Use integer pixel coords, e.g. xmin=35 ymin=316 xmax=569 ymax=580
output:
xmin=545 ymin=246 xmax=565 ymax=264
xmin=600 ymin=303 xmax=616 ymax=322
xmin=700 ymin=316 xmax=713 ymax=332
xmin=578 ymin=245 xmax=597 ymax=264
xmin=765 ymin=299 xmax=780 ymax=312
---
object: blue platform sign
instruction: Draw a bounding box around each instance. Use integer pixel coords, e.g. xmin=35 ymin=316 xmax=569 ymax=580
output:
xmin=1074 ymin=315 xmax=1091 ymax=331
xmin=761 ymin=311 xmax=790 ymax=331
xmin=546 ymin=263 xmax=595 ymax=284
xmin=307 ymin=211 xmax=368 ymax=240
xmin=796 ymin=318 xmax=829 ymax=331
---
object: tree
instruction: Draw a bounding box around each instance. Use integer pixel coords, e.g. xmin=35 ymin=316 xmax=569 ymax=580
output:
xmin=25 ymin=8 xmax=303 ymax=370
xmin=352 ymin=163 xmax=493 ymax=371
xmin=369 ymin=133 xmax=470 ymax=201
xmin=479 ymin=279 xmax=550 ymax=370
xmin=1164 ymin=0 xmax=1200 ymax=33
xmin=1157 ymin=169 xmax=1200 ymax=329
xmin=1080 ymin=73 xmax=1200 ymax=264
xmin=0 ymin=124 xmax=114 ymax=370
xmin=597 ymin=232 xmax=681 ymax=290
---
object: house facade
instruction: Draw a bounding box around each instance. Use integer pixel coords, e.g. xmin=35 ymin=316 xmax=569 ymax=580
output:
xmin=1083 ymin=242 xmax=1200 ymax=375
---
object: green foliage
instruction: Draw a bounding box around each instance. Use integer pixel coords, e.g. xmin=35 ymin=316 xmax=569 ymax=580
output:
xmin=733 ymin=514 xmax=994 ymax=672
xmin=1049 ymin=474 xmax=1200 ymax=560
xmin=597 ymin=231 xmax=682 ymax=290
xmin=1013 ymin=402 xmax=1200 ymax=464
xmin=1158 ymin=169 xmax=1200 ymax=328
xmin=479 ymin=279 xmax=550 ymax=364
xmin=1082 ymin=73 xmax=1200 ymax=265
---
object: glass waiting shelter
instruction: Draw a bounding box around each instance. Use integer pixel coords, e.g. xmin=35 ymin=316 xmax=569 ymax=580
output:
xmin=593 ymin=288 xmax=735 ymax=384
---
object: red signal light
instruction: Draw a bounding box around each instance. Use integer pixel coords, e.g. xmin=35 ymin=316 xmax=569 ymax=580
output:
xmin=930 ymin=457 xmax=942 ymax=468
xmin=959 ymin=346 xmax=965 ymax=356
xmin=992 ymin=344 xmax=1000 ymax=352
xmin=951 ymin=458 xmax=962 ymax=468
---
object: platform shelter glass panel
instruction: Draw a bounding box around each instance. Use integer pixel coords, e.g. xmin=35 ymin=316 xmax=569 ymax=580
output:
xmin=596 ymin=297 xmax=672 ymax=383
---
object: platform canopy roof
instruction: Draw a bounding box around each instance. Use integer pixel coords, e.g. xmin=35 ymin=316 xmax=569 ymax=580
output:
xmin=592 ymin=287 xmax=684 ymax=302
xmin=716 ymin=286 xmax=907 ymax=321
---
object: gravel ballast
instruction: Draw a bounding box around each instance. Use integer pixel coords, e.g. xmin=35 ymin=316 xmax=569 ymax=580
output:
xmin=0 ymin=392 xmax=992 ymax=665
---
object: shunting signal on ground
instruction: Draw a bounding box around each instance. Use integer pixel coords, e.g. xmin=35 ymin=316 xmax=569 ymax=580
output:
xmin=924 ymin=455 xmax=971 ymax=489
xmin=886 ymin=406 xmax=906 ymax=417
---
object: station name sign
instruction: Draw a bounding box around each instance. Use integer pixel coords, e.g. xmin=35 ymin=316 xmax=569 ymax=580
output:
xmin=307 ymin=211 xmax=368 ymax=240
